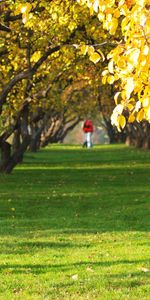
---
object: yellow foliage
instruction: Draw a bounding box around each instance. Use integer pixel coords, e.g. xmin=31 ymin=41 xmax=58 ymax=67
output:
xmin=111 ymin=104 xmax=125 ymax=131
xmin=1 ymin=0 xmax=150 ymax=136
xmin=80 ymin=45 xmax=88 ymax=55
xmin=128 ymin=114 xmax=135 ymax=123
xmin=89 ymin=52 xmax=101 ymax=64
xmin=98 ymin=49 xmax=105 ymax=61
xmin=87 ymin=46 xmax=95 ymax=55
xmin=20 ymin=3 xmax=32 ymax=24
xmin=125 ymin=77 xmax=134 ymax=99
xmin=31 ymin=51 xmax=41 ymax=63
xmin=102 ymin=75 xmax=107 ymax=84
xmin=136 ymin=108 xmax=145 ymax=122
xmin=107 ymin=75 xmax=115 ymax=84
xmin=142 ymin=98 xmax=150 ymax=108
xmin=108 ymin=60 xmax=114 ymax=74
xmin=127 ymin=103 xmax=134 ymax=111
xmin=114 ymin=92 xmax=121 ymax=105
xmin=109 ymin=17 xmax=118 ymax=35
xmin=78 ymin=0 xmax=150 ymax=126
xmin=118 ymin=115 xmax=126 ymax=129
xmin=20 ymin=3 xmax=32 ymax=14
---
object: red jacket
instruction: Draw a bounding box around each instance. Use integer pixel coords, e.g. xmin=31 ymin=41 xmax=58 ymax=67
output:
xmin=83 ymin=120 xmax=93 ymax=133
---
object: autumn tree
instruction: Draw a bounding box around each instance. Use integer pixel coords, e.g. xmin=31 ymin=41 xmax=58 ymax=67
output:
xmin=1 ymin=0 xmax=112 ymax=172
xmin=77 ymin=0 xmax=150 ymax=131
xmin=1 ymin=0 xmax=149 ymax=173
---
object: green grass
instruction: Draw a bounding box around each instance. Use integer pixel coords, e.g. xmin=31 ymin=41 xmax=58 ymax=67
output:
xmin=0 ymin=144 xmax=150 ymax=300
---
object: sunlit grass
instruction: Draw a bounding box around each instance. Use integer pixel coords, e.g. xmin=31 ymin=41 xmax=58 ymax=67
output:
xmin=0 ymin=144 xmax=150 ymax=299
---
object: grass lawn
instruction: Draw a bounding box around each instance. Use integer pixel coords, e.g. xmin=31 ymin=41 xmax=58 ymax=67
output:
xmin=0 ymin=144 xmax=150 ymax=300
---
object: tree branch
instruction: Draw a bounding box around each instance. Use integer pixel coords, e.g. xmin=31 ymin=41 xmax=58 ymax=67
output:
xmin=0 ymin=23 xmax=11 ymax=32
xmin=0 ymin=45 xmax=60 ymax=114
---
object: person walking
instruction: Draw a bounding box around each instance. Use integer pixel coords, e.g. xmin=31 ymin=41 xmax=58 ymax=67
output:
xmin=83 ymin=119 xmax=93 ymax=148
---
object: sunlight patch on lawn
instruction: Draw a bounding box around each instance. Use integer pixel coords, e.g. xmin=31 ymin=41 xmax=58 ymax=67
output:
xmin=16 ymin=163 xmax=150 ymax=170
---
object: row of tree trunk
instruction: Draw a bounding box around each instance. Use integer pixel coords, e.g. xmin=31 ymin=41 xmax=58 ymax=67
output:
xmin=0 ymin=106 xmax=80 ymax=173
xmin=104 ymin=117 xmax=150 ymax=149
xmin=0 ymin=101 xmax=150 ymax=174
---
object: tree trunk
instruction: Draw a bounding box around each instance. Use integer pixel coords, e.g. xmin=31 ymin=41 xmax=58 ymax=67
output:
xmin=0 ymin=141 xmax=11 ymax=172
xmin=29 ymin=127 xmax=42 ymax=152
xmin=0 ymin=104 xmax=31 ymax=173
xmin=103 ymin=116 xmax=126 ymax=144
xmin=2 ymin=135 xmax=31 ymax=174
xmin=12 ymin=129 xmax=21 ymax=153
xmin=142 ymin=139 xmax=150 ymax=150
xmin=125 ymin=135 xmax=133 ymax=146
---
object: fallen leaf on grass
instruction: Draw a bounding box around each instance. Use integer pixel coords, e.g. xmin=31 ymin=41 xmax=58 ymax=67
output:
xmin=140 ymin=267 xmax=150 ymax=273
xmin=71 ymin=274 xmax=78 ymax=280
xmin=13 ymin=288 xmax=22 ymax=294
xmin=11 ymin=207 xmax=15 ymax=211
xmin=86 ymin=266 xmax=94 ymax=272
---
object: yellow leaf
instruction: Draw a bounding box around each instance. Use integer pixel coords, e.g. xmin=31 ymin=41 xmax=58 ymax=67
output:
xmin=128 ymin=114 xmax=135 ymax=123
xmin=98 ymin=49 xmax=105 ymax=61
xmin=31 ymin=51 xmax=41 ymax=63
xmin=93 ymin=0 xmax=99 ymax=12
xmin=102 ymin=70 xmax=109 ymax=76
xmin=88 ymin=46 xmax=95 ymax=55
xmin=89 ymin=52 xmax=101 ymax=64
xmin=117 ymin=57 xmax=127 ymax=68
xmin=102 ymin=75 xmax=107 ymax=84
xmin=145 ymin=18 xmax=150 ymax=35
xmin=21 ymin=3 xmax=32 ymax=14
xmin=143 ymin=45 xmax=149 ymax=56
xmin=22 ymin=13 xmax=28 ymax=24
xmin=90 ymin=6 xmax=94 ymax=16
xmin=51 ymin=12 xmax=58 ymax=21
xmin=115 ymin=104 xmax=124 ymax=115
xmin=20 ymin=3 xmax=32 ymax=23
xmin=113 ymin=9 xmax=120 ymax=18
xmin=80 ymin=45 xmax=88 ymax=55
xmin=114 ymin=74 xmax=120 ymax=80
xmin=125 ymin=77 xmax=134 ymax=99
xmin=135 ymin=100 xmax=141 ymax=112
xmin=127 ymin=103 xmax=134 ymax=111
xmin=108 ymin=59 xmax=114 ymax=73
xmin=98 ymin=12 xmax=105 ymax=22
xmin=142 ymin=97 xmax=150 ymax=108
xmin=119 ymin=3 xmax=128 ymax=15
xmin=136 ymin=108 xmax=144 ymax=122
xmin=114 ymin=92 xmax=121 ymax=105
xmin=127 ymin=48 xmax=140 ymax=66
xmin=147 ymin=108 xmax=150 ymax=120
xmin=118 ymin=115 xmax=126 ymax=129
xmin=109 ymin=18 xmax=118 ymax=35
xmin=107 ymin=75 xmax=115 ymax=84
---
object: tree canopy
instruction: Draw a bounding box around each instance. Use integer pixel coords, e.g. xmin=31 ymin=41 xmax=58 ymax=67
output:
xmin=77 ymin=0 xmax=150 ymax=130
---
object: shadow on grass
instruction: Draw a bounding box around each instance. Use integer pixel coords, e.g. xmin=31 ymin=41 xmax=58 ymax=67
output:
xmin=0 ymin=187 xmax=149 ymax=236
xmin=0 ymin=181 xmax=149 ymax=235
xmin=0 ymin=259 xmax=149 ymax=275
xmin=0 ymin=241 xmax=92 ymax=255
xmin=0 ymin=146 xmax=150 ymax=238
xmin=106 ymin=272 xmax=150 ymax=288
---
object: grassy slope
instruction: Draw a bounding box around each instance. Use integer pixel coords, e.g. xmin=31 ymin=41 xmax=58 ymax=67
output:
xmin=0 ymin=144 xmax=149 ymax=300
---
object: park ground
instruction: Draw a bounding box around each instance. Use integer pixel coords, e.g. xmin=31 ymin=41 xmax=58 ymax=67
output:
xmin=0 ymin=144 xmax=150 ymax=300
